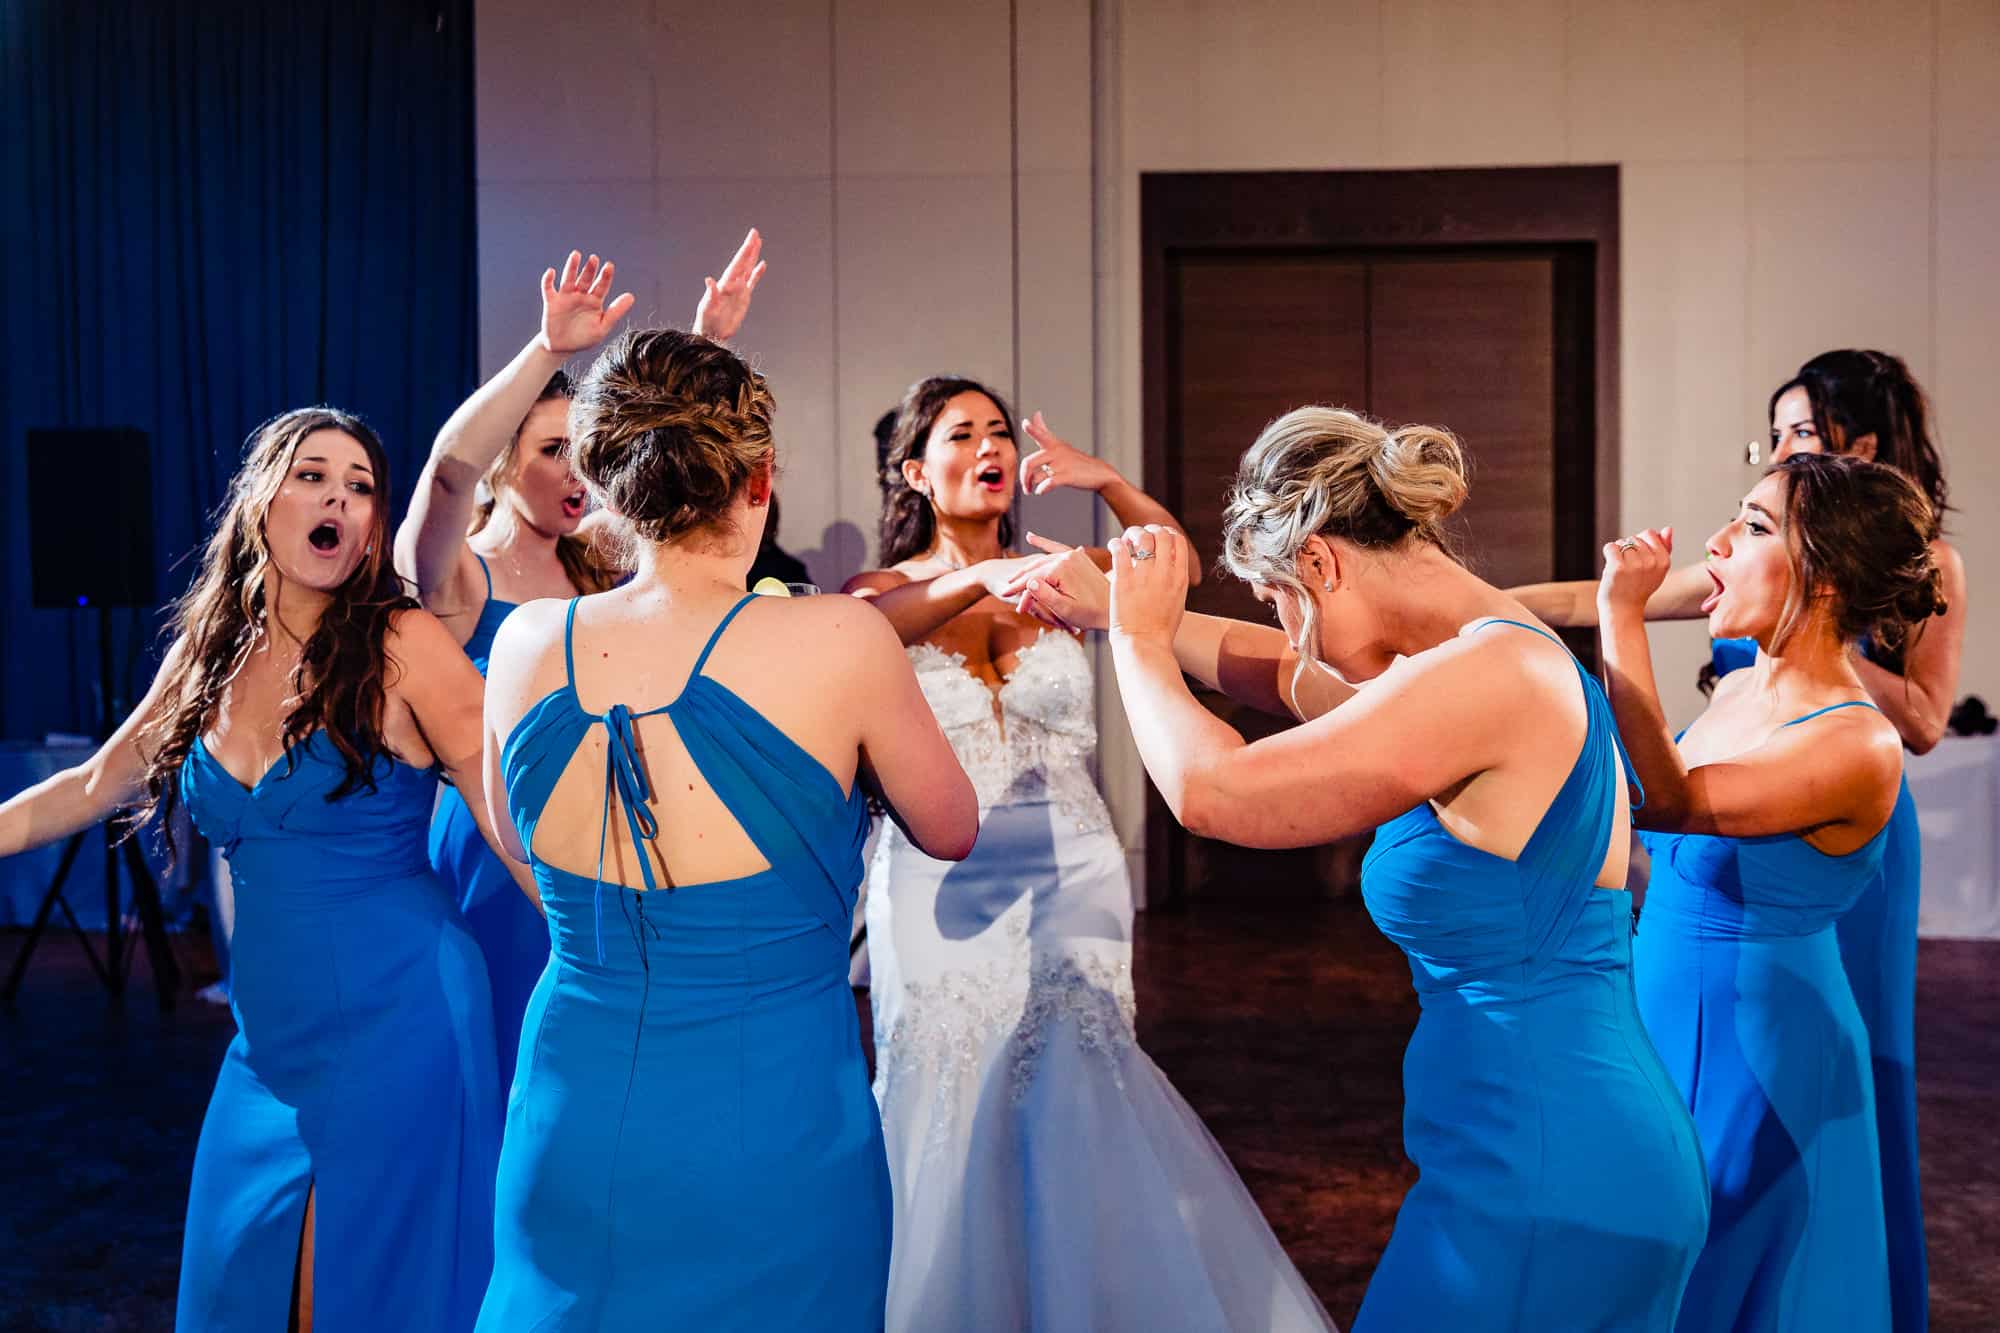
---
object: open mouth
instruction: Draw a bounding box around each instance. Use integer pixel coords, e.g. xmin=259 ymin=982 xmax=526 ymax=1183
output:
xmin=976 ymin=464 xmax=1008 ymax=492
xmin=1700 ymin=568 xmax=1725 ymax=615
xmin=561 ymin=490 xmax=586 ymax=520
xmin=307 ymin=521 xmax=342 ymax=554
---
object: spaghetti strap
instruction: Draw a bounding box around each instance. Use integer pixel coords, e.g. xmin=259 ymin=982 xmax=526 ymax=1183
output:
xmin=1782 ymin=699 xmax=1880 ymax=728
xmin=1475 ymin=616 xmax=1564 ymax=648
xmin=689 ymin=594 xmax=760 ymax=679
xmin=474 ymin=551 xmax=495 ymax=599
xmin=1475 ymin=616 xmax=1646 ymax=810
xmin=562 ymin=597 xmax=581 ymax=694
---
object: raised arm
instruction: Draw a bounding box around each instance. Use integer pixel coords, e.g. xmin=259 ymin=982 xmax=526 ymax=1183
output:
xmin=0 ymin=639 xmax=186 ymax=856
xmin=690 ymin=228 xmax=766 ymax=343
xmin=390 ymin=610 xmax=540 ymax=906
xmin=1596 ymin=529 xmax=1900 ymax=840
xmin=1006 ymin=536 xmax=1353 ymax=721
xmin=1852 ymin=539 xmax=1966 ymax=754
xmin=395 ymin=251 xmax=635 ymax=605
xmin=1100 ymin=527 xmax=1507 ymax=847
xmin=1510 ymin=562 xmax=1713 ymax=628
xmin=1018 ymin=414 xmax=1201 ymax=586
xmin=842 ymin=553 xmax=1061 ymax=645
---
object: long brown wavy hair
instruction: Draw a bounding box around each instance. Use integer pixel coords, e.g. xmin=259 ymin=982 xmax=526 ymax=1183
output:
xmin=135 ymin=408 xmax=419 ymax=852
xmin=877 ymin=376 xmax=1017 ymax=568
xmin=468 ymin=369 xmax=621 ymax=592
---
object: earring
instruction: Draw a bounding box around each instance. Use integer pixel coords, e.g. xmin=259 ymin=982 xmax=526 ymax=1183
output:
xmin=1322 ymin=581 xmax=1332 ymax=592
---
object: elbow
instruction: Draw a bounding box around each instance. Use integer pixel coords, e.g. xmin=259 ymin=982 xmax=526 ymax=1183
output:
xmin=923 ymin=782 xmax=982 ymax=862
xmin=1170 ymin=771 xmax=1223 ymax=842
xmin=927 ymin=811 xmax=981 ymax=863
xmin=1904 ymin=717 xmax=1945 ymax=757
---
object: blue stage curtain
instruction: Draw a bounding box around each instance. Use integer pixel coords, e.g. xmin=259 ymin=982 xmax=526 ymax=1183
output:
xmin=0 ymin=0 xmax=477 ymax=737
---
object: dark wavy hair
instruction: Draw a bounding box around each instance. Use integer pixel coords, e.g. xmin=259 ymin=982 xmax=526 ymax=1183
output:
xmin=1770 ymin=452 xmax=1947 ymax=661
xmin=876 ymin=376 xmax=1017 ymax=568
xmin=136 ymin=407 xmax=419 ymax=854
xmin=1771 ymin=349 xmax=1947 ymax=519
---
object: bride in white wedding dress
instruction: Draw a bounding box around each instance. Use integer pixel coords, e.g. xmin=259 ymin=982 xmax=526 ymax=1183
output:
xmin=845 ymin=377 xmax=1336 ymax=1332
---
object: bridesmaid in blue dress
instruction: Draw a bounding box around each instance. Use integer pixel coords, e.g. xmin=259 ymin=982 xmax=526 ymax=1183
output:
xmin=1596 ymin=453 xmax=1948 ymax=1331
xmin=475 ymin=327 xmax=978 ymax=1330
xmin=0 ymin=408 xmax=513 ymax=1330
xmin=1021 ymin=406 xmax=1710 ymax=1330
xmin=396 ymin=234 xmax=765 ymax=1096
xmin=1519 ymin=350 xmax=1962 ymax=1332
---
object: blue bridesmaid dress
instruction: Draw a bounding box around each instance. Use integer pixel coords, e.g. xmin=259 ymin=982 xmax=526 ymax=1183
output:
xmin=429 ymin=553 xmax=549 ymax=1099
xmin=1711 ymin=636 xmax=1926 ymax=1330
xmin=477 ymin=595 xmax=891 ymax=1331
xmin=179 ymin=733 xmax=501 ymax=1331
xmin=1356 ymin=620 xmax=1709 ymax=1331
xmin=1636 ymin=698 xmax=1894 ymax=1331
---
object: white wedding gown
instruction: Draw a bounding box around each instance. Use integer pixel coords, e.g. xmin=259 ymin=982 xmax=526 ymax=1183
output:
xmin=866 ymin=632 xmax=1337 ymax=1332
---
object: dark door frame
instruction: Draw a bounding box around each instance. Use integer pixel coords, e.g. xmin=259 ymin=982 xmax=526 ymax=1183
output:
xmin=1139 ymin=165 xmax=1620 ymax=909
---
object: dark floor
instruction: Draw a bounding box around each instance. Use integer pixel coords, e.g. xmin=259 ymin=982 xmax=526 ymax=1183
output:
xmin=2 ymin=905 xmax=1996 ymax=1330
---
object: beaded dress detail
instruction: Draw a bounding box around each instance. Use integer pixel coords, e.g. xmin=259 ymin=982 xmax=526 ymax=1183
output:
xmin=865 ymin=632 xmax=1335 ymax=1332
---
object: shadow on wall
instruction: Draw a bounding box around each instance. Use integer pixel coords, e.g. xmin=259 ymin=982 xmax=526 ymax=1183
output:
xmin=799 ymin=521 xmax=868 ymax=591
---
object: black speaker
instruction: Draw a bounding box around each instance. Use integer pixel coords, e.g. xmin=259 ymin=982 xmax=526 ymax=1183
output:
xmin=27 ymin=428 xmax=157 ymax=609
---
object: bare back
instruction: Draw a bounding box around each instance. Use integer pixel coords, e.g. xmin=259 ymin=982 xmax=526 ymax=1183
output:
xmin=484 ymin=585 xmax=977 ymax=889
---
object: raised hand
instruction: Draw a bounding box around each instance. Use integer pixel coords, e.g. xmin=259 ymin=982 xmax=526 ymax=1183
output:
xmin=1108 ymin=525 xmax=1190 ymax=642
xmin=1003 ymin=533 xmax=1111 ymax=632
xmin=1018 ymin=413 xmax=1120 ymax=497
xmin=693 ymin=228 xmax=767 ymax=342
xmin=1598 ymin=527 xmax=1675 ymax=614
xmin=539 ymin=251 xmax=637 ymax=356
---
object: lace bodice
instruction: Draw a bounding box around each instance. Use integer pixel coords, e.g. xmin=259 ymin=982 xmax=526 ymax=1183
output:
xmin=906 ymin=632 xmax=1112 ymax=834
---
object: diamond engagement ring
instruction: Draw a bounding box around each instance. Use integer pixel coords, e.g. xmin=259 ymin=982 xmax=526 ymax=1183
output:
xmin=1616 ymin=538 xmax=1639 ymax=551
xmin=1128 ymin=547 xmax=1156 ymax=561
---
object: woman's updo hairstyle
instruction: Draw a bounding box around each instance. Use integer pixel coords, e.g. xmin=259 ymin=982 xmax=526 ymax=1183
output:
xmin=1773 ymin=452 xmax=1946 ymax=659
xmin=568 ymin=328 xmax=775 ymax=544
xmin=1221 ymin=406 xmax=1467 ymax=697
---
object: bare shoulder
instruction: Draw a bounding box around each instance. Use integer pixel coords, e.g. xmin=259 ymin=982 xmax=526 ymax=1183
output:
xmin=1370 ymin=620 xmax=1570 ymax=722
xmin=841 ymin=568 xmax=913 ymax=598
xmin=1933 ymin=537 xmax=1967 ymax=592
xmin=385 ymin=605 xmax=462 ymax=659
xmin=760 ymin=592 xmax=904 ymax=661
xmin=1805 ymin=700 xmax=1907 ymax=776
xmin=486 ymin=596 xmax=572 ymax=664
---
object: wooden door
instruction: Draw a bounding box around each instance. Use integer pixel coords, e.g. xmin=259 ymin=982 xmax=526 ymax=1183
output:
xmin=1156 ymin=247 xmax=1595 ymax=905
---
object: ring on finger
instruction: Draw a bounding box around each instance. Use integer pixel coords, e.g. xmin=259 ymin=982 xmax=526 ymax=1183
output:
xmin=1616 ymin=538 xmax=1639 ymax=551
xmin=1129 ymin=547 xmax=1156 ymax=562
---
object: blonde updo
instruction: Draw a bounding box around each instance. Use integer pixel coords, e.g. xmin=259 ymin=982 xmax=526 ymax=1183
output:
xmin=1221 ymin=406 xmax=1468 ymax=690
xmin=568 ymin=328 xmax=775 ymax=545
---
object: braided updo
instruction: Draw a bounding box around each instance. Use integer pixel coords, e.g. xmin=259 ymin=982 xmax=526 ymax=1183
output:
xmin=568 ymin=328 xmax=775 ymax=545
xmin=1221 ymin=405 xmax=1467 ymax=696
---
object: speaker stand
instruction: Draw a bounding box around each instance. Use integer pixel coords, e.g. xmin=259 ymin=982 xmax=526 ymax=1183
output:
xmin=2 ymin=604 xmax=180 ymax=1011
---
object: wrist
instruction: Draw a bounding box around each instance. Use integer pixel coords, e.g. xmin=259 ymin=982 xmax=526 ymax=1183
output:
xmin=526 ymin=333 xmax=570 ymax=362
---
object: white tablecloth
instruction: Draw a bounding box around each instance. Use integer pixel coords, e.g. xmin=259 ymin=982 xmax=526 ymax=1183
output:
xmin=1910 ymin=734 xmax=2000 ymax=940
